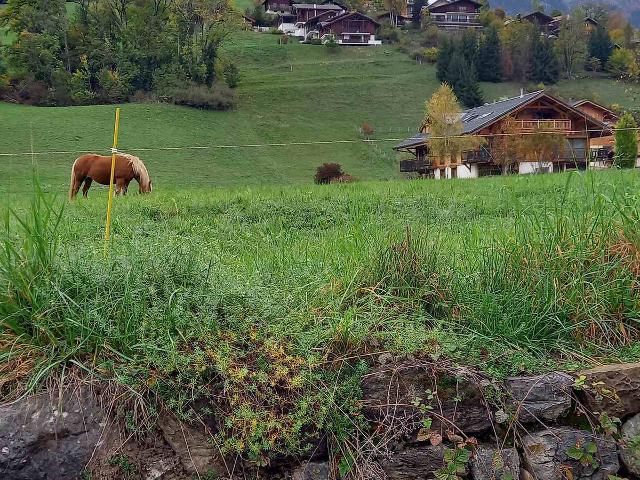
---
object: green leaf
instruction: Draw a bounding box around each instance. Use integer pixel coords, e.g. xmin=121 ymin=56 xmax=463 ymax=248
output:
xmin=586 ymin=442 xmax=598 ymax=454
xmin=566 ymin=446 xmax=584 ymax=460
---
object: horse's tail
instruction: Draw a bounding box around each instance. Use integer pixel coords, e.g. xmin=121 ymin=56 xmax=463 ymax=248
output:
xmin=69 ymin=158 xmax=77 ymax=200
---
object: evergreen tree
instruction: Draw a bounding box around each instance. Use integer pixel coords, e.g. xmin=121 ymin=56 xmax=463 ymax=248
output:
xmin=528 ymin=32 xmax=560 ymax=84
xmin=476 ymin=25 xmax=502 ymax=82
xmin=448 ymin=54 xmax=484 ymax=108
xmin=436 ymin=36 xmax=454 ymax=82
xmin=412 ymin=0 xmax=426 ymax=24
xmin=588 ymin=26 xmax=613 ymax=67
xmin=614 ymin=113 xmax=638 ymax=168
xmin=460 ymin=30 xmax=478 ymax=66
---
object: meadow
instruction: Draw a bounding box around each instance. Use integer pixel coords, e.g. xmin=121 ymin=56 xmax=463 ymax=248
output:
xmin=2 ymin=30 xmax=640 ymax=201
xmin=2 ymin=24 xmax=640 ymax=466
xmin=2 ymin=169 xmax=640 ymax=460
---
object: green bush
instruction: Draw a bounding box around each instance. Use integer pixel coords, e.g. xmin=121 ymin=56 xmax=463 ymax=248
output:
xmin=223 ymin=63 xmax=241 ymax=88
xmin=170 ymin=83 xmax=236 ymax=110
xmin=377 ymin=25 xmax=400 ymax=43
xmin=421 ymin=47 xmax=439 ymax=63
xmin=325 ymin=36 xmax=339 ymax=52
xmin=614 ymin=113 xmax=638 ymax=168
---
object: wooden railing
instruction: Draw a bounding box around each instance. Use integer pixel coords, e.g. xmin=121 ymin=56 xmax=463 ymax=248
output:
xmin=516 ymin=119 xmax=572 ymax=131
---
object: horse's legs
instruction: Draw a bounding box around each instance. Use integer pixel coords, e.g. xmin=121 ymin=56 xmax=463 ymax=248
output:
xmin=82 ymin=178 xmax=93 ymax=198
xmin=115 ymin=178 xmax=126 ymax=195
xmin=122 ymin=180 xmax=131 ymax=196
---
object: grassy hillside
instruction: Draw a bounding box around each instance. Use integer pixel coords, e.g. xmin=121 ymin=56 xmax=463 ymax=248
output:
xmin=2 ymin=31 xmax=640 ymax=200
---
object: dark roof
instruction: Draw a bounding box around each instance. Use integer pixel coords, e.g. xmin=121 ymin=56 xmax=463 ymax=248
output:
xmin=293 ymin=3 xmax=343 ymax=9
xmin=521 ymin=11 xmax=554 ymax=24
xmin=395 ymin=133 xmax=430 ymax=150
xmin=394 ymin=90 xmax=610 ymax=151
xmin=427 ymin=0 xmax=482 ymax=10
xmin=319 ymin=10 xmax=380 ymax=27
xmin=306 ymin=9 xmax=341 ymax=25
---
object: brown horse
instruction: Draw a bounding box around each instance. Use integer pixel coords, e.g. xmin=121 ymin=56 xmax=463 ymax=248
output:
xmin=69 ymin=153 xmax=153 ymax=199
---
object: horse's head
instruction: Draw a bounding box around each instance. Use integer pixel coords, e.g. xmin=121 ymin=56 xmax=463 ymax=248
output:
xmin=140 ymin=179 xmax=152 ymax=194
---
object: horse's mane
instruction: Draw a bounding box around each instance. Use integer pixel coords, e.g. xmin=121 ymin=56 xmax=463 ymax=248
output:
xmin=121 ymin=153 xmax=150 ymax=187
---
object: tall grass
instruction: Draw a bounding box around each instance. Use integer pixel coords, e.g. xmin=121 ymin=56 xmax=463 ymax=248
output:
xmin=1 ymin=171 xmax=640 ymax=459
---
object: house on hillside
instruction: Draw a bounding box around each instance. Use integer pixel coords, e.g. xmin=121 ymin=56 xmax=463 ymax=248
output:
xmin=306 ymin=11 xmax=381 ymax=45
xmin=519 ymin=11 xmax=557 ymax=35
xmin=394 ymin=90 xmax=612 ymax=179
xmin=278 ymin=3 xmax=343 ymax=35
xmin=271 ymin=3 xmax=382 ymax=45
xmin=423 ymin=0 xmax=483 ymax=30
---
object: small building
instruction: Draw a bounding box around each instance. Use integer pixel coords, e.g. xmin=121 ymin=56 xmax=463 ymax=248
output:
xmin=424 ymin=0 xmax=483 ymax=30
xmin=394 ymin=90 xmax=612 ymax=179
xmin=312 ymin=11 xmax=382 ymax=45
xmin=279 ymin=3 xmax=343 ymax=35
xmin=520 ymin=11 xmax=557 ymax=35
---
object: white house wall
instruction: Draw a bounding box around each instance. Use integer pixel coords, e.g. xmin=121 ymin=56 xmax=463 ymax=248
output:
xmin=518 ymin=161 xmax=553 ymax=174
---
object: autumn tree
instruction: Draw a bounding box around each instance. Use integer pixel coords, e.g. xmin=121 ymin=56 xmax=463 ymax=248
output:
xmin=614 ymin=113 xmax=638 ymax=168
xmin=518 ymin=128 xmax=567 ymax=171
xmin=423 ymin=83 xmax=485 ymax=166
xmin=491 ymin=116 xmax=522 ymax=174
xmin=555 ymin=14 xmax=587 ymax=77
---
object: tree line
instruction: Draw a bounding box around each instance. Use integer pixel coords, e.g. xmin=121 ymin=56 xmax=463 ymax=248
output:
xmin=0 ymin=0 xmax=243 ymax=107
xmin=409 ymin=5 xmax=639 ymax=108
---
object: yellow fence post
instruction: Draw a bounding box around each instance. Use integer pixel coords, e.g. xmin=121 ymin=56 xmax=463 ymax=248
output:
xmin=104 ymin=107 xmax=121 ymax=257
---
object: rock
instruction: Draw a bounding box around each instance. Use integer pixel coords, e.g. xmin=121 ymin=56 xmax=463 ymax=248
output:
xmin=378 ymin=445 xmax=445 ymax=480
xmin=470 ymin=446 xmax=520 ymax=480
xmin=292 ymin=461 xmax=330 ymax=480
xmin=504 ymin=372 xmax=573 ymax=424
xmin=577 ymin=363 xmax=640 ymax=419
xmin=0 ymin=386 xmax=104 ymax=480
xmin=521 ymin=427 xmax=619 ymax=480
xmin=620 ymin=413 xmax=640 ymax=476
xmin=158 ymin=412 xmax=224 ymax=477
xmin=378 ymin=353 xmax=394 ymax=365
xmin=361 ymin=361 xmax=493 ymax=435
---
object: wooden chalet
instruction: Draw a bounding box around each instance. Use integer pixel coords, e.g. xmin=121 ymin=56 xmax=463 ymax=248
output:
xmin=394 ymin=90 xmax=612 ymax=179
xmin=262 ymin=0 xmax=295 ymax=14
xmin=424 ymin=0 xmax=482 ymax=30
xmin=310 ymin=11 xmax=381 ymax=45
xmin=520 ymin=11 xmax=556 ymax=35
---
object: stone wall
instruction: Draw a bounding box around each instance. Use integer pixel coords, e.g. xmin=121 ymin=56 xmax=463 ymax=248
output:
xmin=1 ymin=359 xmax=640 ymax=480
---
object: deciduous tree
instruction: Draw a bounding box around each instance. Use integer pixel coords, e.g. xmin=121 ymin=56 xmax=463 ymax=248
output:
xmin=423 ymin=83 xmax=485 ymax=165
xmin=555 ymin=15 xmax=587 ymax=77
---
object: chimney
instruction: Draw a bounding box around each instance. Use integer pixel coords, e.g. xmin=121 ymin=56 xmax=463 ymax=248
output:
xmin=520 ymin=88 xmax=524 ymax=98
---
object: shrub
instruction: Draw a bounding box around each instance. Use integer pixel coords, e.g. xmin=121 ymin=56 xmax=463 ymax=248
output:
xmin=314 ymin=163 xmax=343 ymax=184
xmin=607 ymin=48 xmax=638 ymax=78
xmin=279 ymin=35 xmax=289 ymax=44
xmin=170 ymin=83 xmax=236 ymax=110
xmin=585 ymin=56 xmax=602 ymax=72
xmin=614 ymin=113 xmax=638 ymax=168
xmin=361 ymin=122 xmax=375 ymax=137
xmin=325 ymin=36 xmax=339 ymax=52
xmin=309 ymin=37 xmax=322 ymax=45
xmin=377 ymin=25 xmax=400 ymax=43
xmin=223 ymin=63 xmax=240 ymax=88
xmin=421 ymin=47 xmax=439 ymax=63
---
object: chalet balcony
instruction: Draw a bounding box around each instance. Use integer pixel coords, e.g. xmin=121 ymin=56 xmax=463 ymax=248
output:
xmin=515 ymin=119 xmax=572 ymax=132
xmin=430 ymin=13 xmax=481 ymax=27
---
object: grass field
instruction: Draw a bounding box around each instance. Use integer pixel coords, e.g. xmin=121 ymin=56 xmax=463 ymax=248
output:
xmin=2 ymin=30 xmax=640 ymax=200
xmin=2 ymin=170 xmax=640 ymax=460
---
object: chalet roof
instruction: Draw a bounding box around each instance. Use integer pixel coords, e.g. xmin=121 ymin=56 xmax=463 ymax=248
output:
xmin=293 ymin=3 xmax=343 ymax=10
xmin=394 ymin=90 xmax=610 ymax=151
xmin=570 ymin=99 xmax=619 ymax=117
xmin=427 ymin=0 xmax=482 ymax=10
xmin=521 ymin=11 xmax=554 ymax=24
xmin=306 ymin=9 xmax=342 ymax=25
xmin=318 ymin=10 xmax=380 ymax=27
